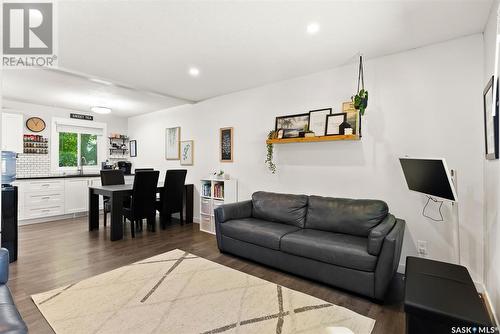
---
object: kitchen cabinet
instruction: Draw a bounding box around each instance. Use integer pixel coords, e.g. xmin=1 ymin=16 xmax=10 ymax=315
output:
xmin=1 ymin=113 xmax=23 ymax=153
xmin=64 ymin=179 xmax=89 ymax=213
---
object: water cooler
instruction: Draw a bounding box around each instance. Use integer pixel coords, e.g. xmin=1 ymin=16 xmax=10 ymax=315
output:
xmin=1 ymin=151 xmax=18 ymax=263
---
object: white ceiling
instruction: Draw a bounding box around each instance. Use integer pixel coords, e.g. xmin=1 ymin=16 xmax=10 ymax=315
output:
xmin=2 ymin=69 xmax=190 ymax=116
xmin=2 ymin=0 xmax=493 ymax=116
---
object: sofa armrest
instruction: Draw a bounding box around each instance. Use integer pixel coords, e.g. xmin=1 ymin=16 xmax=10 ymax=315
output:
xmin=374 ymin=218 xmax=405 ymax=300
xmin=0 ymin=248 xmax=9 ymax=284
xmin=214 ymin=200 xmax=252 ymax=224
xmin=368 ymin=214 xmax=396 ymax=255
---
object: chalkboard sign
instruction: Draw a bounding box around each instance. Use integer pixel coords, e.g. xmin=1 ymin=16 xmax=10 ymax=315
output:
xmin=220 ymin=127 xmax=233 ymax=162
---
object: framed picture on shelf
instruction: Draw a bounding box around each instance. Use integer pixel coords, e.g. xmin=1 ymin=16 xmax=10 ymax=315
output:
xmin=165 ymin=126 xmax=181 ymax=160
xmin=483 ymin=76 xmax=499 ymax=160
xmin=343 ymin=101 xmax=359 ymax=135
xmin=275 ymin=113 xmax=309 ymax=132
xmin=129 ymin=140 xmax=137 ymax=157
xmin=282 ymin=129 xmax=300 ymax=138
xmin=308 ymin=108 xmax=332 ymax=136
xmin=180 ymin=140 xmax=194 ymax=165
xmin=220 ymin=127 xmax=233 ymax=162
xmin=325 ymin=113 xmax=347 ymax=136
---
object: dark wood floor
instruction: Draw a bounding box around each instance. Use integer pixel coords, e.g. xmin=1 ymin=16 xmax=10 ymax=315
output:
xmin=8 ymin=216 xmax=405 ymax=334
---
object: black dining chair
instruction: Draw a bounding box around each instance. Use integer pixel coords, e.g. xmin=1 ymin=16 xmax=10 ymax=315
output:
xmin=122 ymin=170 xmax=160 ymax=237
xmin=100 ymin=169 xmax=125 ymax=227
xmin=135 ymin=168 xmax=154 ymax=172
xmin=156 ymin=169 xmax=187 ymax=229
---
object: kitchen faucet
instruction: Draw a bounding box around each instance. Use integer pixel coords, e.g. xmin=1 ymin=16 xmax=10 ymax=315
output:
xmin=78 ymin=156 xmax=87 ymax=175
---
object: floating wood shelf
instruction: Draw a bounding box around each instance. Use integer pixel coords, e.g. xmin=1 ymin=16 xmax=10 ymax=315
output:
xmin=266 ymin=135 xmax=360 ymax=144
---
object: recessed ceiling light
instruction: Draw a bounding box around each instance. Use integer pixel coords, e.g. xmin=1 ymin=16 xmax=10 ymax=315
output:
xmin=91 ymin=106 xmax=112 ymax=114
xmin=188 ymin=67 xmax=200 ymax=77
xmin=89 ymin=78 xmax=113 ymax=85
xmin=307 ymin=22 xmax=320 ymax=35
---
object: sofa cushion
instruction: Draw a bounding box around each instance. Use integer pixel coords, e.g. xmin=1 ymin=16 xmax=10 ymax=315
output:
xmin=305 ymin=196 xmax=388 ymax=236
xmin=220 ymin=218 xmax=300 ymax=250
xmin=0 ymin=303 xmax=28 ymax=334
xmin=280 ymin=229 xmax=378 ymax=272
xmin=252 ymin=191 xmax=308 ymax=227
xmin=0 ymin=286 xmax=14 ymax=305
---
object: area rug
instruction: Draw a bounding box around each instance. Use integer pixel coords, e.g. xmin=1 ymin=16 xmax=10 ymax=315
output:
xmin=31 ymin=249 xmax=375 ymax=334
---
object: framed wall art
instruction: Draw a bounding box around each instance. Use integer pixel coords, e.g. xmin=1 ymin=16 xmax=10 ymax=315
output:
xmin=180 ymin=140 xmax=194 ymax=165
xmin=220 ymin=127 xmax=233 ymax=162
xmin=308 ymin=108 xmax=332 ymax=136
xmin=275 ymin=113 xmax=309 ymax=132
xmin=483 ymin=76 xmax=499 ymax=160
xmin=165 ymin=126 xmax=181 ymax=160
xmin=129 ymin=140 xmax=137 ymax=157
xmin=325 ymin=113 xmax=347 ymax=136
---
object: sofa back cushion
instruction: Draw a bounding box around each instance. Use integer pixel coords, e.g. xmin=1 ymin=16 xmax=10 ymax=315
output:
xmin=305 ymin=196 xmax=388 ymax=236
xmin=252 ymin=191 xmax=308 ymax=228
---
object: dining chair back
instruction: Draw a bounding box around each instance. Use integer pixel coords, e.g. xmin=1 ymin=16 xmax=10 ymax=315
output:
xmin=158 ymin=169 xmax=187 ymax=227
xmin=131 ymin=170 xmax=160 ymax=219
xmin=100 ymin=169 xmax=125 ymax=186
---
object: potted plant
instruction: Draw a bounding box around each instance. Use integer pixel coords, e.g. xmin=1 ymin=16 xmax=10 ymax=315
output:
xmin=352 ymin=55 xmax=368 ymax=137
xmin=299 ymin=124 xmax=315 ymax=138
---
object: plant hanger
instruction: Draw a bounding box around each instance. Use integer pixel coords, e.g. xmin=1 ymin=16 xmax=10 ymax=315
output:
xmin=353 ymin=54 xmax=368 ymax=116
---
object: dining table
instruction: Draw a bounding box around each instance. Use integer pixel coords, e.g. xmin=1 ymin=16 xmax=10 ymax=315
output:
xmin=88 ymin=181 xmax=194 ymax=241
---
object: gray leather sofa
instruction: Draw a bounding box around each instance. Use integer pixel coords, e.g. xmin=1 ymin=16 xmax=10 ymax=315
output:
xmin=214 ymin=191 xmax=405 ymax=300
xmin=0 ymin=248 xmax=27 ymax=334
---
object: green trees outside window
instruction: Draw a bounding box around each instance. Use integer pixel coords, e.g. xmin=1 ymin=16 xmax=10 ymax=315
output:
xmin=59 ymin=132 xmax=98 ymax=167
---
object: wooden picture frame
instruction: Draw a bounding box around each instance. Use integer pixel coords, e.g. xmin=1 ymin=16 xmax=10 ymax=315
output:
xmin=308 ymin=108 xmax=332 ymax=136
xmin=129 ymin=140 xmax=137 ymax=157
xmin=325 ymin=113 xmax=347 ymax=136
xmin=220 ymin=127 xmax=233 ymax=162
xmin=483 ymin=76 xmax=499 ymax=160
xmin=180 ymin=140 xmax=194 ymax=166
xmin=165 ymin=127 xmax=181 ymax=160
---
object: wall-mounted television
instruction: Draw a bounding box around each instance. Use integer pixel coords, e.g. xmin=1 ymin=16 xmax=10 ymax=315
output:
xmin=399 ymin=157 xmax=457 ymax=202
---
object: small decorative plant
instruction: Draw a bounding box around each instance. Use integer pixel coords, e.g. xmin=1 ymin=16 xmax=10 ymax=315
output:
xmin=266 ymin=130 xmax=277 ymax=174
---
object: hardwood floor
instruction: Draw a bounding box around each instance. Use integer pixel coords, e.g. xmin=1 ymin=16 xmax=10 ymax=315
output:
xmin=9 ymin=216 xmax=405 ymax=334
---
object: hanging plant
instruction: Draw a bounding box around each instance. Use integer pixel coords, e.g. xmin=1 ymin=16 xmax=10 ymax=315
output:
xmin=353 ymin=55 xmax=368 ymax=116
xmin=265 ymin=130 xmax=277 ymax=173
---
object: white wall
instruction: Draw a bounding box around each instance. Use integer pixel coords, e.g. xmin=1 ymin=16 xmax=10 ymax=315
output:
xmin=128 ymin=35 xmax=485 ymax=282
xmin=483 ymin=0 xmax=500 ymax=322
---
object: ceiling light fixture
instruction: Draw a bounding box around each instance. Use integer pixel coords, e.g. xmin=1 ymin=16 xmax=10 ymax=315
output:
xmin=188 ymin=67 xmax=200 ymax=77
xmin=306 ymin=22 xmax=320 ymax=35
xmin=91 ymin=106 xmax=112 ymax=114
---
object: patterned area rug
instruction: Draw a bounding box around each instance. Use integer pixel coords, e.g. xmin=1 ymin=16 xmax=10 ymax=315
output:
xmin=32 ymin=249 xmax=375 ymax=334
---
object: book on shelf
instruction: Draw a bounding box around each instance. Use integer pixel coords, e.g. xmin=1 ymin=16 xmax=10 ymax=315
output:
xmin=202 ymin=183 xmax=211 ymax=197
xmin=213 ymin=183 xmax=224 ymax=199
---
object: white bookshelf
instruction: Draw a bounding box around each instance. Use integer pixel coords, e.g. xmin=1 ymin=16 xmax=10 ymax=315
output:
xmin=199 ymin=178 xmax=237 ymax=234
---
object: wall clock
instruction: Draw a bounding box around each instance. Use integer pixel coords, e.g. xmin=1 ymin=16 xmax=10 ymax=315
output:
xmin=26 ymin=117 xmax=46 ymax=133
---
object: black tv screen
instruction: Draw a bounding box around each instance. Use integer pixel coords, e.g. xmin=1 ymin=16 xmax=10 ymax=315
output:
xmin=399 ymin=158 xmax=457 ymax=202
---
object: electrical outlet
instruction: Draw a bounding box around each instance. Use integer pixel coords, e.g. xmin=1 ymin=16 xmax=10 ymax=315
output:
xmin=417 ymin=240 xmax=428 ymax=257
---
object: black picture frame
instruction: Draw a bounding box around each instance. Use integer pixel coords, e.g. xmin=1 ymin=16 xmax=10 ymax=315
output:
xmin=308 ymin=108 xmax=332 ymax=136
xmin=483 ymin=76 xmax=499 ymax=160
xmin=282 ymin=129 xmax=301 ymax=138
xmin=325 ymin=113 xmax=347 ymax=136
xmin=129 ymin=140 xmax=137 ymax=157
xmin=275 ymin=113 xmax=310 ymax=132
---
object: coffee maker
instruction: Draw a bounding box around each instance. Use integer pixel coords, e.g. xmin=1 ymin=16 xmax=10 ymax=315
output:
xmin=117 ymin=161 xmax=132 ymax=175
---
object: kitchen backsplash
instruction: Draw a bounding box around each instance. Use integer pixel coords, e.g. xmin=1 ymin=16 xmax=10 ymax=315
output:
xmin=16 ymin=154 xmax=51 ymax=178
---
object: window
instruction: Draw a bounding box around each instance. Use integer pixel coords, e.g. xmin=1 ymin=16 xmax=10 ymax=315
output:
xmin=58 ymin=132 xmax=98 ymax=167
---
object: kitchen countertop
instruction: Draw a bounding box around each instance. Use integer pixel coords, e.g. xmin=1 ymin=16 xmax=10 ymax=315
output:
xmin=16 ymin=173 xmax=135 ymax=180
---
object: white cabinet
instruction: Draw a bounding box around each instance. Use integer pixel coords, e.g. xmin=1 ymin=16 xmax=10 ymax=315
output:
xmin=1 ymin=112 xmax=23 ymax=153
xmin=64 ymin=179 xmax=89 ymax=213
xmin=199 ymin=178 xmax=237 ymax=234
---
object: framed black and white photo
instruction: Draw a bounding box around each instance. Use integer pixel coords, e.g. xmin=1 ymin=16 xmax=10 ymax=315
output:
xmin=220 ymin=127 xmax=233 ymax=162
xmin=483 ymin=76 xmax=499 ymax=160
xmin=325 ymin=113 xmax=347 ymax=136
xmin=308 ymin=108 xmax=332 ymax=136
xmin=180 ymin=140 xmax=193 ymax=165
xmin=165 ymin=127 xmax=181 ymax=160
xmin=275 ymin=113 xmax=309 ymax=132
xmin=282 ymin=129 xmax=300 ymax=138
xmin=129 ymin=140 xmax=137 ymax=157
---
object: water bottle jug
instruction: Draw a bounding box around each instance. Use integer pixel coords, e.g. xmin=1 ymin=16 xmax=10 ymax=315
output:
xmin=1 ymin=151 xmax=17 ymax=185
